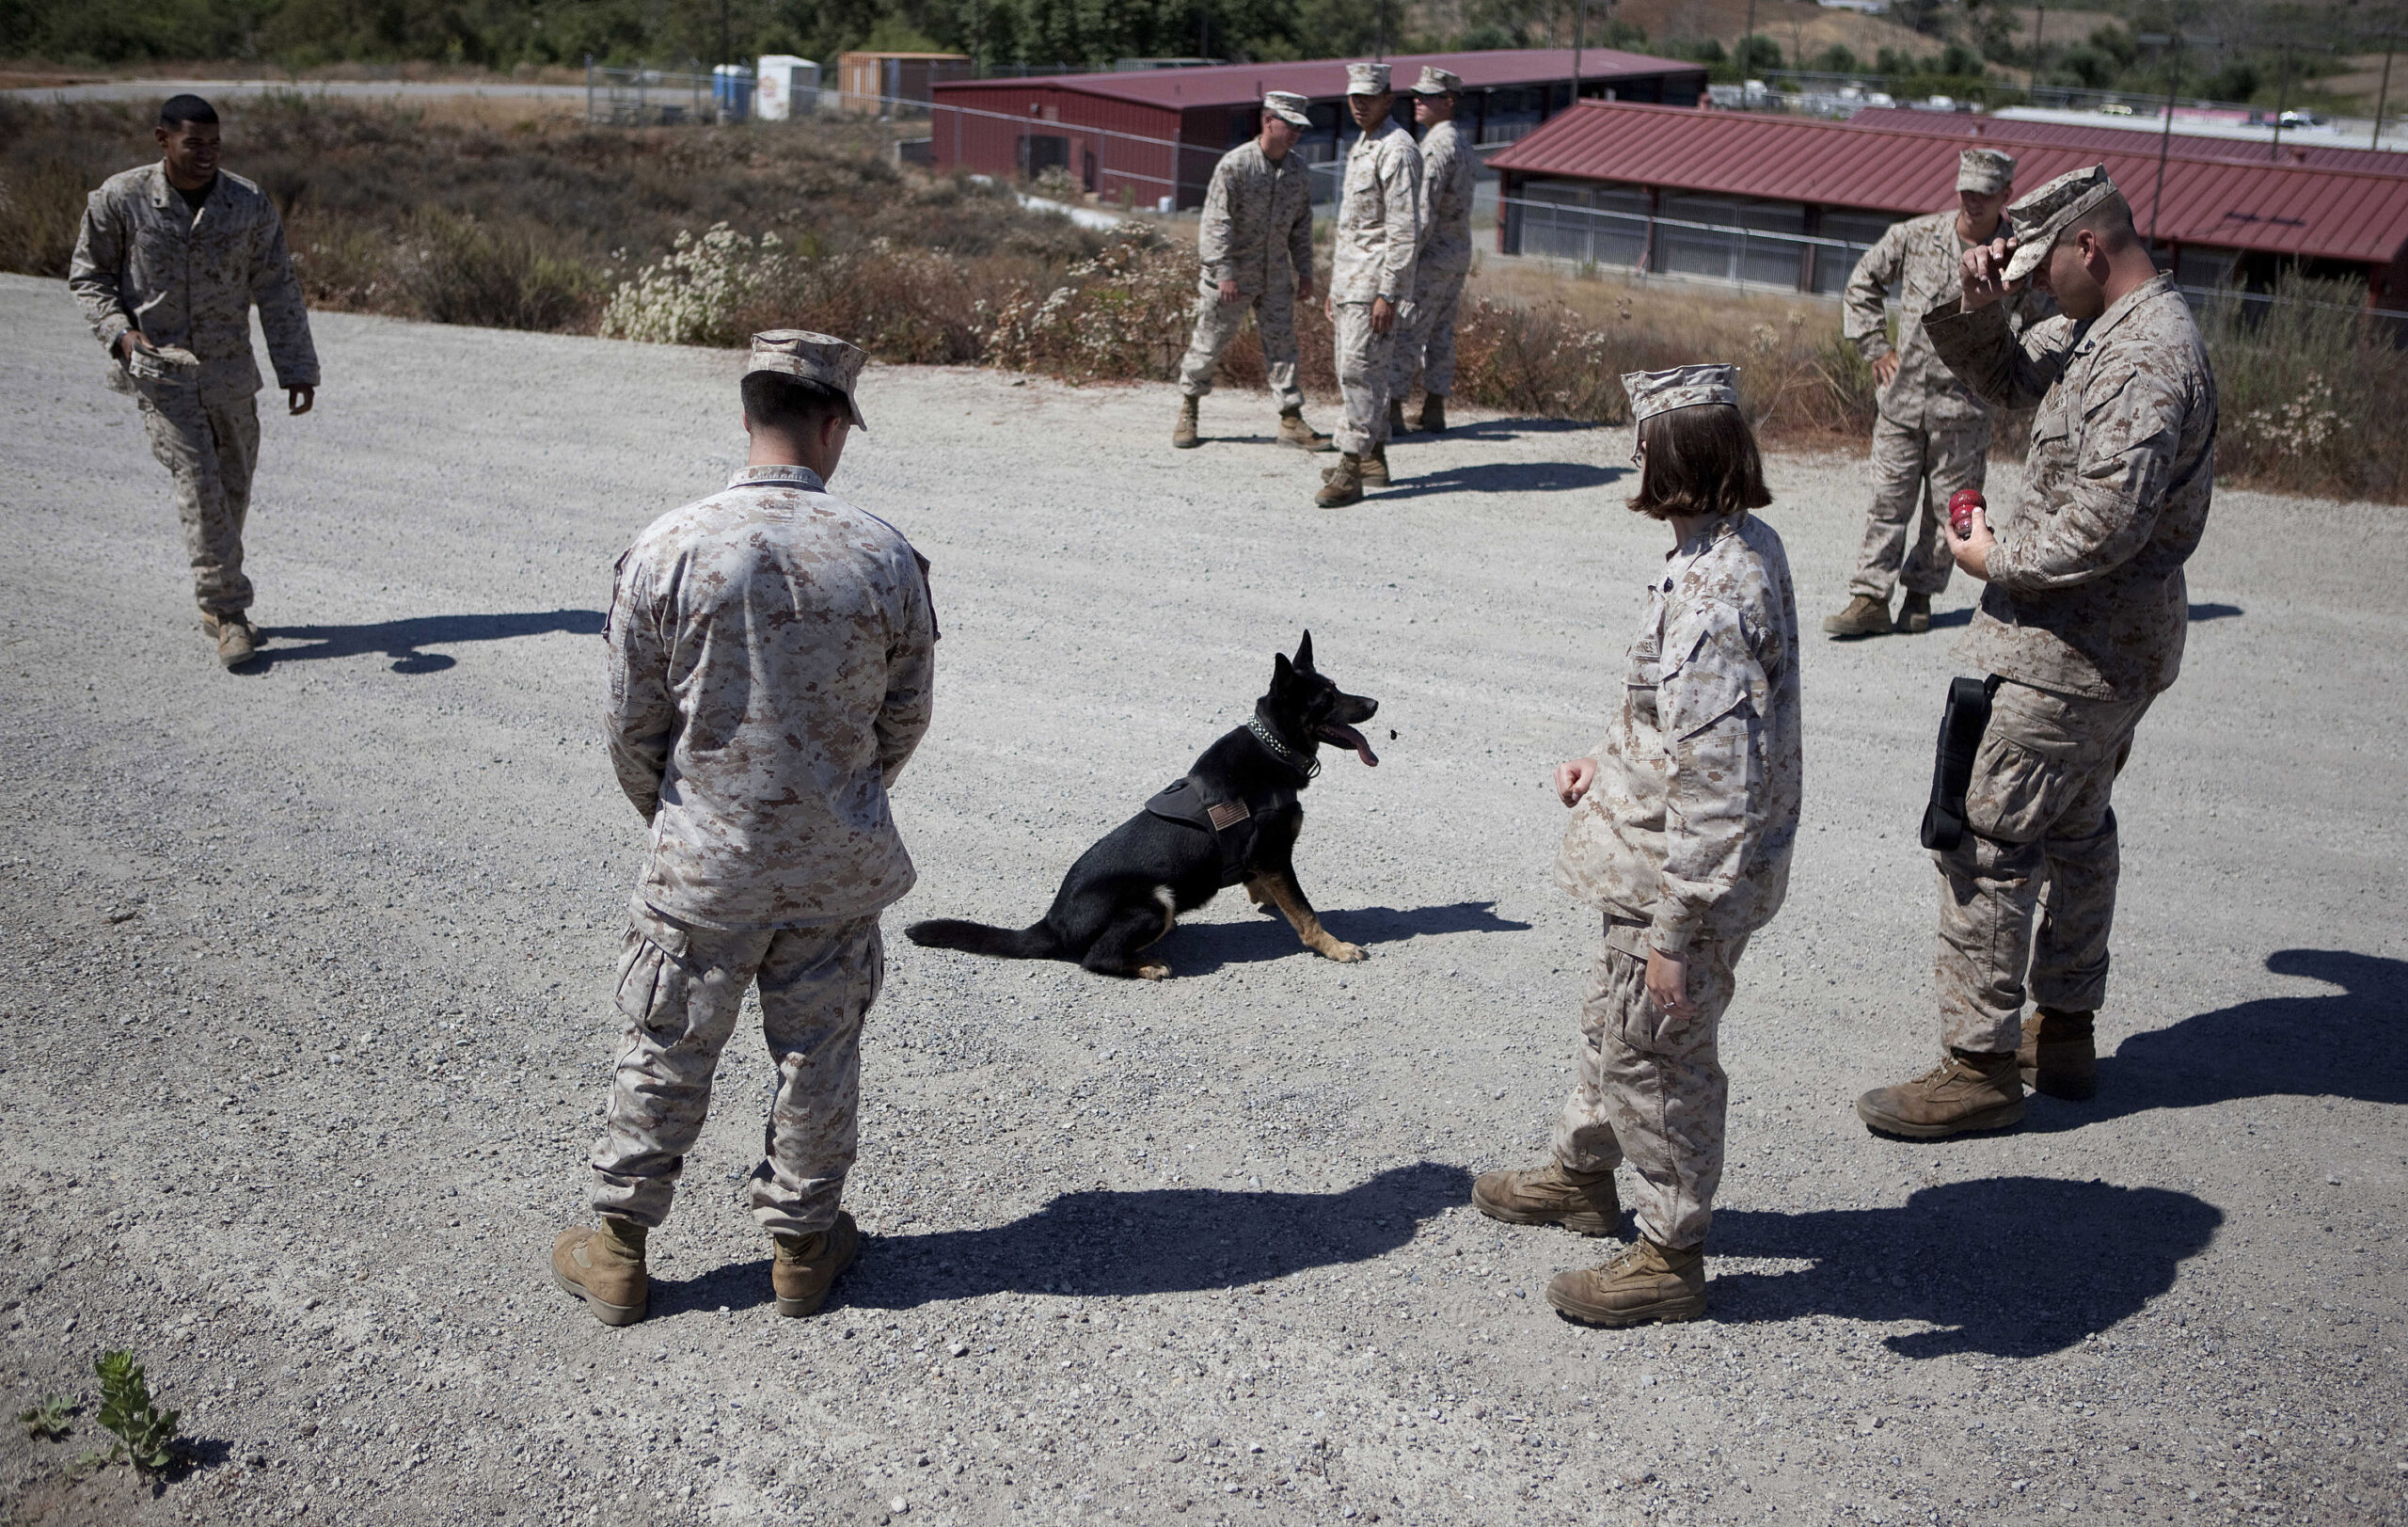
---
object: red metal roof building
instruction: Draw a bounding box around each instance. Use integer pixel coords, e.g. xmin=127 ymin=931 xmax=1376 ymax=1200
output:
xmin=1845 ymin=106 xmax=2408 ymax=181
xmin=1489 ymin=101 xmax=2408 ymax=307
xmin=929 ymin=49 xmax=1708 ymax=210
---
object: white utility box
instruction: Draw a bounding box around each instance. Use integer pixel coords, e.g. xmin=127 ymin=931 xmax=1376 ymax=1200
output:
xmin=755 ymin=56 xmax=821 ymax=119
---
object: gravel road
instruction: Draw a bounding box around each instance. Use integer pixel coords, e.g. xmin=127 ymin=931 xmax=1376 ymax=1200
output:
xmin=1 ymin=271 xmax=2401 ymax=1527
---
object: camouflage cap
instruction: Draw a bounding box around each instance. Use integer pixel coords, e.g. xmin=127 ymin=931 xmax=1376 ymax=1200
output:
xmin=1263 ymin=89 xmax=1312 ymax=127
xmin=1623 ymin=363 xmax=1740 ymax=423
xmin=746 ymin=329 xmax=868 ymax=430
xmin=1408 ymin=66 xmax=1464 ymax=95
xmin=2003 ymin=164 xmax=2119 ymax=284
xmin=1957 ymin=147 xmax=2016 ymax=195
xmin=1346 ymin=61 xmax=1392 ymax=95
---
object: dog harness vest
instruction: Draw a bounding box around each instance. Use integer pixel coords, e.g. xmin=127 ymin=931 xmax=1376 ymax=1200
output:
xmin=1144 ymin=775 xmax=1267 ymax=888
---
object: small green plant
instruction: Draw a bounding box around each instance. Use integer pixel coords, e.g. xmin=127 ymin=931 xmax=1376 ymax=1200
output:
xmin=18 ymin=1393 xmax=76 ymax=1440
xmin=93 ymin=1351 xmax=180 ymax=1474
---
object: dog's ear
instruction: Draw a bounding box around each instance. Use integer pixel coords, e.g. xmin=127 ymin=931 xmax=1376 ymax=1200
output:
xmin=1271 ymin=651 xmax=1294 ymax=693
xmin=1293 ymin=630 xmax=1315 ymax=672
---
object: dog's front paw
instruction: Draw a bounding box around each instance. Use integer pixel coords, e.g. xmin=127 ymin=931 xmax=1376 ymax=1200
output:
xmin=1322 ymin=941 xmax=1367 ymax=963
xmin=1134 ymin=962 xmax=1172 ymax=981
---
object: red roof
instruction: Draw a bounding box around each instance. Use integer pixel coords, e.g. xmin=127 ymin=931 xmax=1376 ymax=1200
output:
xmin=1846 ymin=106 xmax=2408 ymax=180
xmin=1489 ymin=100 xmax=2408 ymax=264
xmin=930 ymin=48 xmax=1703 ymax=112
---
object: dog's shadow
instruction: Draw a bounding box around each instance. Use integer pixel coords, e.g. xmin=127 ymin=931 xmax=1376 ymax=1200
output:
xmin=1926 ymin=600 xmax=2240 ymax=631
xmin=641 ymin=1163 xmax=1471 ymax=1318
xmin=1152 ymin=899 xmax=1533 ymax=975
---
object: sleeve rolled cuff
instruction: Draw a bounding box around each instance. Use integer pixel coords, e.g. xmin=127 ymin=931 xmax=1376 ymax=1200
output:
xmin=1647 ymin=916 xmax=1699 ymax=957
xmin=95 ymin=312 xmax=131 ymax=349
xmin=1983 ymin=542 xmax=2009 ymax=584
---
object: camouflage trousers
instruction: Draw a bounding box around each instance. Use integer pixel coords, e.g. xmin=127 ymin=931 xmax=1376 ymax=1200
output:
xmin=590 ymin=899 xmax=883 ymax=1239
xmin=1848 ymin=413 xmax=1989 ymax=601
xmin=1177 ymin=278 xmax=1304 ymax=413
xmin=1936 ymin=680 xmax=2150 ymax=1053
xmin=1551 ymin=924 xmax=1749 ymax=1249
xmin=136 ymin=389 xmax=260 ymax=616
xmin=1387 ymin=262 xmax=1467 ymax=399
xmin=1331 ymin=301 xmax=1398 ymax=457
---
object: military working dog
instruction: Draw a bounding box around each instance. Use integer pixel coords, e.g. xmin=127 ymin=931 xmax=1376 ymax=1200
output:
xmin=905 ymin=633 xmax=1379 ymax=978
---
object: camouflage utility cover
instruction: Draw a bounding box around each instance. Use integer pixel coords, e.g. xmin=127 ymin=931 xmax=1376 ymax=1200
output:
xmin=1924 ymin=272 xmax=2216 ymax=701
xmin=69 ymin=163 xmax=319 ymax=405
xmin=1845 ymin=210 xmax=2052 ymax=430
xmin=1555 ymin=514 xmax=1804 ymax=955
xmin=1196 ymin=139 xmax=1316 ymax=296
xmin=606 ymin=465 xmax=938 ymax=930
xmin=1414 ymin=119 xmax=1479 ymax=278
xmin=1329 ymin=119 xmax=1423 ymax=305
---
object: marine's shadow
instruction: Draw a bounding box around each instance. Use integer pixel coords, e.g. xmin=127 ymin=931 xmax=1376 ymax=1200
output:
xmin=2014 ymin=947 xmax=2407 ymax=1136
xmin=253 ymin=609 xmax=605 ymax=674
xmin=1436 ymin=417 xmax=1602 ymax=442
xmin=1152 ymin=899 xmax=1532 ymax=975
xmin=1708 ymin=1175 xmax=2221 ymax=1358
xmin=844 ymin=1162 xmax=1471 ymax=1312
xmin=1380 ymin=461 xmax=1626 ymax=501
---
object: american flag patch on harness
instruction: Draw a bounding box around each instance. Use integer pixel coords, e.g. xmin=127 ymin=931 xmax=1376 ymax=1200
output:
xmin=1207 ymin=801 xmax=1250 ymax=832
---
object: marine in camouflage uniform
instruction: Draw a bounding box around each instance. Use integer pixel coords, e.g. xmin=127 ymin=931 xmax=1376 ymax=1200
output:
xmin=1857 ymin=167 xmax=2216 ymax=1137
xmin=1476 ymin=366 xmax=1803 ymax=1326
xmin=68 ymin=95 xmax=319 ymax=668
xmin=1829 ymin=150 xmax=2051 ymax=638
xmin=557 ymin=331 xmax=937 ymax=1327
xmin=1315 ymin=62 xmax=1422 ymax=506
xmin=1175 ymin=92 xmax=1327 ymax=449
xmin=1388 ymin=67 xmax=1479 ymax=434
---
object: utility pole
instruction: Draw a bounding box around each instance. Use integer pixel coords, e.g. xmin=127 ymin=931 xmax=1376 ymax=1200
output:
xmin=1742 ymin=0 xmax=1759 ymax=89
xmin=1574 ymin=0 xmax=1586 ymax=107
xmin=2146 ymin=31 xmax=2187 ymax=249
xmin=2271 ymin=28 xmax=2292 ymax=161
xmin=2376 ymin=7 xmax=2399 ymax=149
xmin=2031 ymin=0 xmax=2046 ymax=103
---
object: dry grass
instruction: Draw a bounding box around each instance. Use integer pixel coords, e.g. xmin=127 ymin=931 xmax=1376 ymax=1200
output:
xmin=8 ymin=95 xmax=2402 ymax=501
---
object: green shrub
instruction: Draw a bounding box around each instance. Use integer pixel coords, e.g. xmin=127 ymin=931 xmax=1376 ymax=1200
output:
xmin=2202 ymin=275 xmax=2408 ymax=501
xmin=93 ymin=1350 xmax=178 ymax=1474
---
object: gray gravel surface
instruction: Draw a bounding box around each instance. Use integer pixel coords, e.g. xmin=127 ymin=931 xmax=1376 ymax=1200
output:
xmin=2 ymin=271 xmax=2402 ymax=1527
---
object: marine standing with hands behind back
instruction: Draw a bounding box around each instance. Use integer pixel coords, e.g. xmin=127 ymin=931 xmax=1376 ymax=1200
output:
xmin=69 ymin=94 xmax=320 ymax=671
xmin=1316 ymin=62 xmax=1423 ymax=509
xmin=1474 ymin=366 xmax=1802 ymax=1326
xmin=553 ymin=331 xmax=938 ymax=1327
xmin=1826 ymin=148 xmax=2050 ymax=640
xmin=1856 ymin=167 xmax=2216 ymax=1137
xmin=1387 ymin=67 xmax=1479 ymax=439
xmin=1173 ymin=92 xmax=1335 ymax=454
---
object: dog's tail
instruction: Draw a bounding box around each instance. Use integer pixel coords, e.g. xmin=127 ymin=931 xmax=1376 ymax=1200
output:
xmin=903 ymin=917 xmax=1064 ymax=961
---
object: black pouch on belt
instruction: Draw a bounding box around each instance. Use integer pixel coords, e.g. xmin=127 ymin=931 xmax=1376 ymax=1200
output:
xmin=1920 ymin=676 xmax=2002 ymax=852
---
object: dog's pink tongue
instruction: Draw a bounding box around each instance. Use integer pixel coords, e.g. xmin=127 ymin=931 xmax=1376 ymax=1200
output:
xmin=1354 ymin=739 xmax=1380 ymax=767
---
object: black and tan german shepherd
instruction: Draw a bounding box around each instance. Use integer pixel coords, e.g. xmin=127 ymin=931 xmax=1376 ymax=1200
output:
xmin=905 ymin=633 xmax=1380 ymax=979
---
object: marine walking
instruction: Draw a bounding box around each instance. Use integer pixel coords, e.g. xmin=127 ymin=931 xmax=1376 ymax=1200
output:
xmin=68 ymin=93 xmax=320 ymax=670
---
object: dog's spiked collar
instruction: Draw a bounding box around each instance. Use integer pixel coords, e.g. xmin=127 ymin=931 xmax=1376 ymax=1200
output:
xmin=1247 ymin=714 xmax=1320 ymax=780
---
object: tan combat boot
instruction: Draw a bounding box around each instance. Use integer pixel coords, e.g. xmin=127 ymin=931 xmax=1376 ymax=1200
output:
xmin=1389 ymin=399 xmax=1408 ymax=437
xmin=201 ymin=612 xmax=259 ymax=669
xmin=1545 ymin=1238 xmax=1706 ymax=1327
xmin=1359 ymin=444 xmax=1391 ymax=489
xmin=1471 ymin=1159 xmax=1619 ymax=1236
xmin=1417 ymin=394 xmax=1447 ymax=434
xmin=1276 ymin=408 xmax=1336 ymax=453
xmin=1173 ymin=395 xmax=1201 ymax=450
xmin=1855 ymin=1051 xmax=2025 ymax=1138
xmin=1897 ymin=592 xmax=1932 ymax=634
xmin=1821 ymin=595 xmax=1893 ymax=638
xmin=1315 ymin=453 xmax=1365 ymax=508
xmin=770 ymin=1211 xmax=860 ymax=1318
xmin=551 ymin=1217 xmax=648 ymax=1327
xmin=2020 ymin=1008 xmax=2098 ymax=1100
